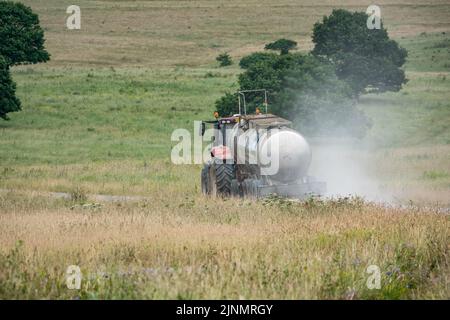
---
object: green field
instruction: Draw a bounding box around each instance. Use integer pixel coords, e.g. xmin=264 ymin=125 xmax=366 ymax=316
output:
xmin=2 ymin=33 xmax=449 ymax=202
xmin=0 ymin=0 xmax=449 ymax=299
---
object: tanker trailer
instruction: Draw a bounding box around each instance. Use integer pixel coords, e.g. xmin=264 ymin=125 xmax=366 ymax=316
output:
xmin=200 ymin=90 xmax=326 ymax=198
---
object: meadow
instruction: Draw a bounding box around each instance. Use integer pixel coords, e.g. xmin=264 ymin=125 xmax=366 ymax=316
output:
xmin=0 ymin=0 xmax=449 ymax=299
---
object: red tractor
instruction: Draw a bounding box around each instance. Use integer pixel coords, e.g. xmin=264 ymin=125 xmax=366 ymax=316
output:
xmin=200 ymin=90 xmax=325 ymax=198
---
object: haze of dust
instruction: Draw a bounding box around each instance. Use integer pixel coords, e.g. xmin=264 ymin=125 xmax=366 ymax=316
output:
xmin=308 ymin=139 xmax=395 ymax=203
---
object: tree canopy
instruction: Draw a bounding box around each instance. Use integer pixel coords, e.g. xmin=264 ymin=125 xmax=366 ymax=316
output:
xmin=216 ymin=51 xmax=371 ymax=137
xmin=264 ymin=39 xmax=297 ymax=55
xmin=312 ymin=9 xmax=407 ymax=95
xmin=215 ymin=10 xmax=408 ymax=137
xmin=0 ymin=56 xmax=20 ymax=120
xmin=0 ymin=1 xmax=49 ymax=120
xmin=0 ymin=1 xmax=50 ymax=66
xmin=216 ymin=53 xmax=233 ymax=67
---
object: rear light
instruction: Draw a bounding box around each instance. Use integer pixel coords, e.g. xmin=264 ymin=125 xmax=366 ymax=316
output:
xmin=211 ymin=146 xmax=232 ymax=160
xmin=220 ymin=119 xmax=235 ymax=124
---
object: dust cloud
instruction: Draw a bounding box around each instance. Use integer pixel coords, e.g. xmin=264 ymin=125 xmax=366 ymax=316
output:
xmin=308 ymin=139 xmax=394 ymax=203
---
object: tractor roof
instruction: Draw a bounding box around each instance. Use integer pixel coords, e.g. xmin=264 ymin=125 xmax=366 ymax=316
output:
xmin=243 ymin=114 xmax=292 ymax=128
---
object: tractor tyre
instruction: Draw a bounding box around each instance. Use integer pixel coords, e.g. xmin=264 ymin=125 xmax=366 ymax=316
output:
xmin=212 ymin=160 xmax=234 ymax=197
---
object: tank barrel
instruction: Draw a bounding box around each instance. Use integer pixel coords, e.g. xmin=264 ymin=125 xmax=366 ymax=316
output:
xmin=231 ymin=125 xmax=311 ymax=183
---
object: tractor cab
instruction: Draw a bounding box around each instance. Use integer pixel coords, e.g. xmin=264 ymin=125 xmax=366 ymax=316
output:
xmin=200 ymin=89 xmax=272 ymax=141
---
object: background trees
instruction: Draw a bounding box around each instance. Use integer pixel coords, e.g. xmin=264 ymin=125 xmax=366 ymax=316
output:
xmin=0 ymin=56 xmax=21 ymax=120
xmin=264 ymin=39 xmax=298 ymax=55
xmin=312 ymin=9 xmax=407 ymax=96
xmin=215 ymin=9 xmax=407 ymax=137
xmin=216 ymin=53 xmax=233 ymax=67
xmin=0 ymin=1 xmax=49 ymax=120
xmin=217 ymin=52 xmax=371 ymax=137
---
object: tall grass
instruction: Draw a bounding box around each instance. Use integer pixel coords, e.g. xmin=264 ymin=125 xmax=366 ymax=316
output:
xmin=0 ymin=193 xmax=448 ymax=299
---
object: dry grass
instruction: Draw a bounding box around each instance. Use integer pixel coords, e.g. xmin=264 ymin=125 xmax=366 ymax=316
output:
xmin=1 ymin=142 xmax=448 ymax=205
xmin=19 ymin=0 xmax=450 ymax=67
xmin=370 ymin=145 xmax=450 ymax=205
xmin=0 ymin=192 xmax=448 ymax=299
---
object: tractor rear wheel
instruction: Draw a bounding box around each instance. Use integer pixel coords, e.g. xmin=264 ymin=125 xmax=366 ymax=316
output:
xmin=209 ymin=160 xmax=234 ymax=197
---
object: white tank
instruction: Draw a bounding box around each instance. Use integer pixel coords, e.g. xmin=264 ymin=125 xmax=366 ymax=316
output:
xmin=227 ymin=123 xmax=311 ymax=183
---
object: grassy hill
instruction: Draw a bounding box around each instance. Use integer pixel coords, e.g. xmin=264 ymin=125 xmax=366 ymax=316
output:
xmin=1 ymin=32 xmax=448 ymax=203
xmin=13 ymin=0 xmax=450 ymax=67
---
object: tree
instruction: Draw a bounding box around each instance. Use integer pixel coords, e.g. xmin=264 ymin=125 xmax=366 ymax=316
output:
xmin=239 ymin=52 xmax=278 ymax=69
xmin=215 ymin=92 xmax=238 ymax=116
xmin=216 ymin=53 xmax=232 ymax=67
xmin=264 ymin=39 xmax=297 ymax=55
xmin=0 ymin=1 xmax=49 ymax=120
xmin=216 ymin=50 xmax=371 ymax=137
xmin=312 ymin=9 xmax=407 ymax=96
xmin=275 ymin=58 xmax=371 ymax=137
xmin=0 ymin=56 xmax=20 ymax=120
xmin=0 ymin=1 xmax=50 ymax=66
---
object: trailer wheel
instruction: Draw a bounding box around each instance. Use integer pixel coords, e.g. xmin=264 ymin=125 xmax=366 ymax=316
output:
xmin=212 ymin=160 xmax=234 ymax=197
xmin=242 ymin=179 xmax=260 ymax=198
xmin=230 ymin=179 xmax=241 ymax=197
